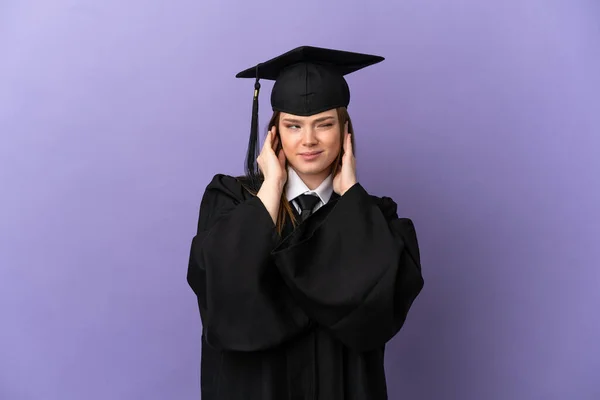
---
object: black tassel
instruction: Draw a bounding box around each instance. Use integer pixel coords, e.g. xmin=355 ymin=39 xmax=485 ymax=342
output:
xmin=244 ymin=64 xmax=262 ymax=190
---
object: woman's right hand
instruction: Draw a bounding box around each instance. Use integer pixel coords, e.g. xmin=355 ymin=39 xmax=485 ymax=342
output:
xmin=257 ymin=127 xmax=287 ymax=187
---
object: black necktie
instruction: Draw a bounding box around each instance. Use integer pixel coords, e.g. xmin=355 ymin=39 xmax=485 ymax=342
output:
xmin=296 ymin=194 xmax=320 ymax=222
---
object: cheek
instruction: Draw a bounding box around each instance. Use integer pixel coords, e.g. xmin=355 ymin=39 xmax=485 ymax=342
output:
xmin=325 ymin=133 xmax=341 ymax=153
xmin=279 ymin=134 xmax=288 ymax=147
xmin=279 ymin=133 xmax=295 ymax=156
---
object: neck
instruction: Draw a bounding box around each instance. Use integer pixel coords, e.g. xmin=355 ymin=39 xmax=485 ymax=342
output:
xmin=295 ymin=169 xmax=330 ymax=190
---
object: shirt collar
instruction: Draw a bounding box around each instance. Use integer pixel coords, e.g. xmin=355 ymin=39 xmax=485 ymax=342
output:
xmin=285 ymin=166 xmax=334 ymax=205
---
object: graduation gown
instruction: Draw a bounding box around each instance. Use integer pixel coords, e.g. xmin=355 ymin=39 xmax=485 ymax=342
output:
xmin=187 ymin=174 xmax=424 ymax=400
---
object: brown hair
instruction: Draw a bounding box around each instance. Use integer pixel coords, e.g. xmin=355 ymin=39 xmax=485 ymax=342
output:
xmin=239 ymin=107 xmax=355 ymax=235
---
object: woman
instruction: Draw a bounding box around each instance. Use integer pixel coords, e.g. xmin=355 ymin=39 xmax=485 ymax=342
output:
xmin=187 ymin=46 xmax=424 ymax=400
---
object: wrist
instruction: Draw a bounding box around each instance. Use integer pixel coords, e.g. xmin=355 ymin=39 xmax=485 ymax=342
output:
xmin=341 ymin=181 xmax=358 ymax=196
xmin=263 ymin=177 xmax=286 ymax=193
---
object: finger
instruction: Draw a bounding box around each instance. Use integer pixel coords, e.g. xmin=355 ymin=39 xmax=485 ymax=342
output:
xmin=270 ymin=126 xmax=278 ymax=144
xmin=346 ymin=133 xmax=353 ymax=157
xmin=271 ymin=134 xmax=278 ymax=149
xmin=263 ymin=130 xmax=272 ymax=150
xmin=344 ymin=133 xmax=352 ymax=157
xmin=342 ymin=131 xmax=349 ymax=154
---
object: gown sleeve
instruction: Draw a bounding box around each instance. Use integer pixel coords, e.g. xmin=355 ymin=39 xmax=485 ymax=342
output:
xmin=271 ymin=182 xmax=424 ymax=352
xmin=187 ymin=174 xmax=309 ymax=352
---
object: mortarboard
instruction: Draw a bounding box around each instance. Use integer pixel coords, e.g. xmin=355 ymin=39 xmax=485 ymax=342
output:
xmin=236 ymin=45 xmax=384 ymax=185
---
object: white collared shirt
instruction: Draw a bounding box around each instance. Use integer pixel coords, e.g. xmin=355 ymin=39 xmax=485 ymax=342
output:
xmin=286 ymin=166 xmax=334 ymax=214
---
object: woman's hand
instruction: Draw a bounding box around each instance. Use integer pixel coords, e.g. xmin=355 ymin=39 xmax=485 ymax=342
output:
xmin=256 ymin=127 xmax=287 ymax=225
xmin=333 ymin=123 xmax=357 ymax=196
xmin=257 ymin=127 xmax=287 ymax=188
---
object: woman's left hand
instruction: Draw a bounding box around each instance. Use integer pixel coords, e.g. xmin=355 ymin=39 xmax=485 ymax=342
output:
xmin=333 ymin=123 xmax=357 ymax=196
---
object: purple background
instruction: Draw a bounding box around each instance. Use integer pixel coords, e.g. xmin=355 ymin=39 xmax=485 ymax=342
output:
xmin=1 ymin=0 xmax=599 ymax=399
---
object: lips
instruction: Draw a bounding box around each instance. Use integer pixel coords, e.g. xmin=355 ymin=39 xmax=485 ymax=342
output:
xmin=299 ymin=151 xmax=323 ymax=161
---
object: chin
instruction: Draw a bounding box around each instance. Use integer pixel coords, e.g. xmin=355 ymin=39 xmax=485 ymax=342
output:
xmin=292 ymin=160 xmax=332 ymax=176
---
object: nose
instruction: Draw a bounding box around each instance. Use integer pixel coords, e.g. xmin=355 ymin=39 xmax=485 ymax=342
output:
xmin=301 ymin=128 xmax=317 ymax=147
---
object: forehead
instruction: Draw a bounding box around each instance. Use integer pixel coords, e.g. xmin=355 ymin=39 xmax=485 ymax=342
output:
xmin=280 ymin=109 xmax=337 ymax=122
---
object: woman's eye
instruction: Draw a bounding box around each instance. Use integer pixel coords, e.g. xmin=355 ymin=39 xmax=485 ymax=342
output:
xmin=286 ymin=125 xmax=300 ymax=130
xmin=319 ymin=123 xmax=333 ymax=128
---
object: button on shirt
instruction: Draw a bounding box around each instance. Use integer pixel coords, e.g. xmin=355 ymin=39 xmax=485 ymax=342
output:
xmin=285 ymin=167 xmax=334 ymax=215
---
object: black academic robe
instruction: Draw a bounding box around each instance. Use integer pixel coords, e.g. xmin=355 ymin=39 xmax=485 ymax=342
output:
xmin=187 ymin=174 xmax=424 ymax=400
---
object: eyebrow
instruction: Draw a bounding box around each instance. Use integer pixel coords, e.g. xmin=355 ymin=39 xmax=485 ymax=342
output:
xmin=281 ymin=116 xmax=335 ymax=124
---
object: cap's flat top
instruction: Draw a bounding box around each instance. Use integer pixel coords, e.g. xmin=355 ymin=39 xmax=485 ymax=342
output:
xmin=236 ymin=46 xmax=384 ymax=80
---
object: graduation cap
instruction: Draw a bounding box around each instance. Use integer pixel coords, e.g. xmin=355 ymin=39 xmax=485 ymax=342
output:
xmin=236 ymin=45 xmax=384 ymax=184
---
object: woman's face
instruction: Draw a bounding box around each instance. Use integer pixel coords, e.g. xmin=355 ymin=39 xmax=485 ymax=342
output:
xmin=278 ymin=108 xmax=342 ymax=181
